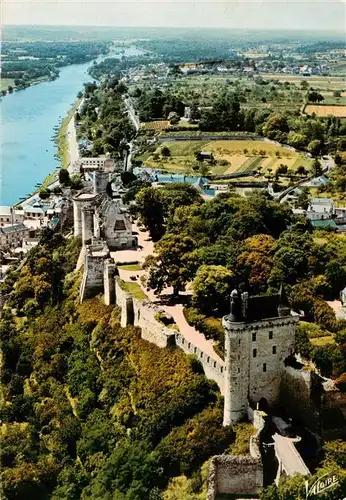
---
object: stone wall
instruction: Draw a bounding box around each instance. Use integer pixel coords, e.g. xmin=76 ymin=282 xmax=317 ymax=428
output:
xmin=134 ymin=300 xmax=176 ymax=348
xmin=207 ymin=455 xmax=263 ymax=500
xmin=280 ymin=366 xmax=320 ymax=433
xmin=113 ymin=279 xmax=225 ymax=391
xmin=175 ymin=333 xmax=225 ymax=393
xmin=104 ymin=260 xmax=116 ymax=306
xmin=79 ymin=244 xmax=109 ymax=302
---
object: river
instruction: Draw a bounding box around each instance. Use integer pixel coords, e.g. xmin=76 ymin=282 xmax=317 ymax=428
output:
xmin=0 ymin=46 xmax=143 ymax=206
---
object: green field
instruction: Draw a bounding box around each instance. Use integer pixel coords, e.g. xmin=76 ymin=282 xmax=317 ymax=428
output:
xmin=142 ymin=139 xmax=313 ymax=178
xmin=1 ymin=78 xmax=15 ymax=92
xmin=122 ymin=281 xmax=148 ymax=301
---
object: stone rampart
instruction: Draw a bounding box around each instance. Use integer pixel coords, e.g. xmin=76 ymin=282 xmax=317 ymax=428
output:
xmin=280 ymin=366 xmax=319 ymax=432
xmin=207 ymin=455 xmax=263 ymax=500
xmin=113 ymin=279 xmax=225 ymax=391
xmin=134 ymin=300 xmax=176 ymax=348
xmin=175 ymin=333 xmax=225 ymax=393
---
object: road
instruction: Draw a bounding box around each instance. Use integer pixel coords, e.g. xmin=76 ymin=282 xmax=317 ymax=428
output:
xmin=276 ymin=155 xmax=336 ymax=203
xmin=124 ymin=97 xmax=140 ymax=132
xmin=67 ymin=109 xmax=80 ymax=172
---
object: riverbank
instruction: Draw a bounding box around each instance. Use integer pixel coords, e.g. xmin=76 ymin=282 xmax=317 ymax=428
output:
xmin=40 ymin=99 xmax=81 ymax=188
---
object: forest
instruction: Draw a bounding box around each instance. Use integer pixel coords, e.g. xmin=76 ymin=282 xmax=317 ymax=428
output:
xmin=130 ymin=184 xmax=346 ymax=381
xmin=76 ymin=79 xmax=135 ymax=157
xmin=1 ymin=40 xmax=109 ymax=89
xmin=0 ymin=229 xmax=233 ymax=500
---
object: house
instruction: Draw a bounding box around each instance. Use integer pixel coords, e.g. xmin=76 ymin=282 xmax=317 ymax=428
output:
xmin=0 ymin=224 xmax=35 ymax=250
xmin=196 ymin=151 xmax=214 ymax=163
xmin=0 ymin=206 xmax=25 ymax=227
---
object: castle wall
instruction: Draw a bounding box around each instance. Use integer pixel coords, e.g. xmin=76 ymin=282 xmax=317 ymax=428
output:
xmin=175 ymin=333 xmax=225 ymax=393
xmin=207 ymin=455 xmax=263 ymax=500
xmin=93 ymin=171 xmax=110 ymax=195
xmin=223 ymin=316 xmax=298 ymax=425
xmin=113 ymin=279 xmax=225 ymax=390
xmin=81 ymin=208 xmax=94 ymax=245
xmin=280 ymin=366 xmax=320 ymax=433
xmin=73 ymin=200 xmax=83 ymax=237
xmin=104 ymin=260 xmax=116 ymax=306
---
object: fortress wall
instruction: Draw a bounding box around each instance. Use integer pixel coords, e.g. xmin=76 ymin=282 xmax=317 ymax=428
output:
xmin=104 ymin=261 xmax=116 ymax=306
xmin=175 ymin=333 xmax=225 ymax=393
xmin=80 ymin=252 xmax=105 ymax=302
xmin=207 ymin=455 xmax=263 ymax=500
xmin=113 ymin=279 xmax=224 ymax=390
xmin=135 ymin=300 xmax=176 ymax=348
xmin=280 ymin=366 xmax=319 ymax=432
xmin=115 ymin=279 xmax=134 ymax=327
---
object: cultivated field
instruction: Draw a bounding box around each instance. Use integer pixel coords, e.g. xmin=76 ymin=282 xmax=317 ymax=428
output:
xmin=143 ymin=139 xmax=313 ymax=176
xmin=141 ymin=121 xmax=171 ymax=131
xmin=304 ymin=104 xmax=346 ymax=118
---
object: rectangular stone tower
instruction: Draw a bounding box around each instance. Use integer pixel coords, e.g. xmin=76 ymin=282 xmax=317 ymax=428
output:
xmin=222 ymin=287 xmax=298 ymax=426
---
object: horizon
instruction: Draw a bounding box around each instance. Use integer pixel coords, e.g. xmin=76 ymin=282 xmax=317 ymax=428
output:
xmin=2 ymin=1 xmax=345 ymax=32
xmin=3 ymin=24 xmax=345 ymax=33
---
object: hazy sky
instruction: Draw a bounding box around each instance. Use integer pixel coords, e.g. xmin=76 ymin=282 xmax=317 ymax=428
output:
xmin=2 ymin=0 xmax=345 ymax=31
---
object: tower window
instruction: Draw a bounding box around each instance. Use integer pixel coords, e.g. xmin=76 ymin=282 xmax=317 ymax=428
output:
xmin=252 ymin=332 xmax=256 ymax=342
xmin=269 ymin=331 xmax=273 ymax=339
xmin=263 ymin=363 xmax=267 ymax=372
xmin=238 ymin=368 xmax=240 ymax=373
xmin=253 ymin=348 xmax=257 ymax=358
xmin=238 ymin=339 xmax=241 ymax=345
xmin=272 ymin=346 xmax=276 ymax=354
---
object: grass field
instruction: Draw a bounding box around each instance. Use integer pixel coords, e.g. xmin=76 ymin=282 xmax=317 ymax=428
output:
xmin=320 ymin=95 xmax=346 ymax=106
xmin=262 ymin=74 xmax=345 ymax=91
xmin=1 ymin=78 xmax=15 ymax=92
xmin=122 ymin=281 xmax=148 ymax=301
xmin=305 ymin=104 xmax=346 ymax=118
xmin=143 ymin=139 xmax=313 ymax=177
xmin=117 ymin=263 xmax=142 ymax=271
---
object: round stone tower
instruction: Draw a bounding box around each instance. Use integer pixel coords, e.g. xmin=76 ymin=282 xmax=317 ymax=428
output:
xmin=93 ymin=171 xmax=110 ymax=195
xmin=73 ymin=193 xmax=97 ymax=237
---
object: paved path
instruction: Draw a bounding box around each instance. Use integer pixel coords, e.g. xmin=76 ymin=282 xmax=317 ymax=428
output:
xmin=67 ymin=112 xmax=79 ymax=171
xmin=114 ymin=222 xmax=224 ymax=365
xmin=273 ymin=433 xmax=310 ymax=477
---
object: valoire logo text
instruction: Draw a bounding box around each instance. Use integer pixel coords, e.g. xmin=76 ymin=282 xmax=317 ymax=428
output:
xmin=307 ymin=472 xmax=339 ymax=497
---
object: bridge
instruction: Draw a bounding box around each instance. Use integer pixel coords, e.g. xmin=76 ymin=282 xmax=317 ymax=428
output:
xmin=273 ymin=433 xmax=310 ymax=485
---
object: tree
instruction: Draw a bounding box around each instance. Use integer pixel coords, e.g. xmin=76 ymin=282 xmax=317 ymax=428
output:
xmin=276 ymin=164 xmax=288 ymax=176
xmin=192 ymin=265 xmax=234 ymax=315
xmin=308 ymin=91 xmax=324 ymax=103
xmin=144 ymin=234 xmax=196 ymax=295
xmin=296 ymin=188 xmax=309 ymax=210
xmin=135 ymin=187 xmax=165 ymax=242
xmin=296 ymin=165 xmax=307 ymax=176
xmin=312 ymin=158 xmax=323 ymax=177
xmin=8 ymin=85 xmax=13 ymax=93
xmin=287 ymin=132 xmax=308 ymax=150
xmin=161 ymin=146 xmax=171 ymax=158
xmin=39 ymin=188 xmax=51 ymax=199
xmin=307 ymin=139 xmax=322 ymax=156
xmin=59 ymin=168 xmax=70 ymax=185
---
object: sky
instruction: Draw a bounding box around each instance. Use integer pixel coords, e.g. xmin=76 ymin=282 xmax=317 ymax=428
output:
xmin=2 ymin=0 xmax=345 ymax=32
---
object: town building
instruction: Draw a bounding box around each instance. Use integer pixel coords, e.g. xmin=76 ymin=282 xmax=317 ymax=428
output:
xmin=0 ymin=206 xmax=25 ymax=227
xmin=0 ymin=223 xmax=36 ymax=251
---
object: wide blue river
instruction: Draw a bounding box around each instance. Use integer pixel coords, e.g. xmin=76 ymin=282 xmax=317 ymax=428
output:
xmin=1 ymin=46 xmax=141 ymax=205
